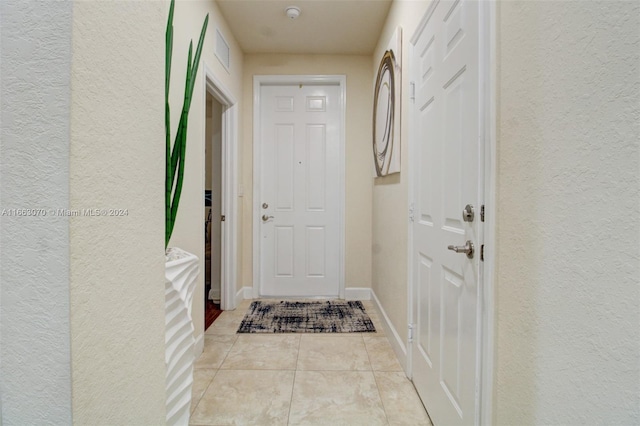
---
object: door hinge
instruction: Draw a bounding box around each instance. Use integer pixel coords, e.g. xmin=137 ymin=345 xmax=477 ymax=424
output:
xmin=221 ymin=215 xmax=226 ymax=222
xmin=480 ymin=205 xmax=485 ymax=222
xmin=410 ymin=81 xmax=416 ymax=102
xmin=408 ymin=324 xmax=414 ymax=343
xmin=480 ymin=244 xmax=484 ymax=261
xmin=409 ymin=202 xmax=415 ymax=222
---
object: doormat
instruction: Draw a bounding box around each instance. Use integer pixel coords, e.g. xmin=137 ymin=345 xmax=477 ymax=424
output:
xmin=237 ymin=300 xmax=376 ymax=333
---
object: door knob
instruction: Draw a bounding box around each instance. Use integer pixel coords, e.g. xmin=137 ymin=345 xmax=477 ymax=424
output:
xmin=447 ymin=240 xmax=474 ymax=259
xmin=462 ymin=204 xmax=474 ymax=222
xmin=262 ymin=214 xmax=274 ymax=222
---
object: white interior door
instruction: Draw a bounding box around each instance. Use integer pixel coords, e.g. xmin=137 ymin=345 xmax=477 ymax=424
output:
xmin=259 ymin=84 xmax=341 ymax=297
xmin=411 ymin=1 xmax=482 ymax=425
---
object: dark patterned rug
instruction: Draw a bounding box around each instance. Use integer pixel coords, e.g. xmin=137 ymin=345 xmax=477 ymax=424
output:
xmin=237 ymin=300 xmax=376 ymax=333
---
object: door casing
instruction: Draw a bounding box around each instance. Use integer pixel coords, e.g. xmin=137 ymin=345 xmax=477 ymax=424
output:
xmin=252 ymin=75 xmax=346 ymax=299
xmin=406 ymin=1 xmax=496 ymax=424
xmin=203 ymin=64 xmax=238 ymax=311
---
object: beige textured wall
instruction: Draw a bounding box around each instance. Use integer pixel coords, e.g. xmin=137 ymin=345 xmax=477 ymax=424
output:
xmin=241 ymin=54 xmax=374 ymax=291
xmin=1 ymin=0 xmax=73 ymax=422
xmin=495 ymin=1 xmax=640 ymax=423
xmin=168 ymin=0 xmax=244 ymax=337
xmin=371 ymin=0 xmax=430 ymax=343
xmin=69 ymin=1 xmax=166 ymax=423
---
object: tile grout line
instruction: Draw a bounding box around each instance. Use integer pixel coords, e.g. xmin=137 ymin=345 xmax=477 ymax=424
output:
xmin=215 ymin=333 xmax=238 ymax=370
xmin=287 ymin=334 xmax=303 ymax=426
xmin=192 ymin=300 xmax=405 ymax=425
xmin=191 ymin=313 xmax=241 ymax=422
xmin=190 ymin=368 xmax=220 ymax=420
xmin=363 ymin=333 xmax=392 ymax=426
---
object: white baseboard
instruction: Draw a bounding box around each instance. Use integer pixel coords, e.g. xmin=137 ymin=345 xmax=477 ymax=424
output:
xmin=208 ymin=288 xmax=221 ymax=301
xmin=235 ymin=286 xmax=244 ymax=308
xmin=234 ymin=286 xmax=253 ymax=309
xmin=371 ymin=289 xmax=407 ymax=372
xmin=344 ymin=287 xmax=372 ymax=301
xmin=243 ymin=286 xmax=253 ymax=299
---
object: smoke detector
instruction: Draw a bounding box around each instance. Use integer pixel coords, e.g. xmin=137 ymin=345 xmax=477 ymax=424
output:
xmin=285 ymin=6 xmax=301 ymax=20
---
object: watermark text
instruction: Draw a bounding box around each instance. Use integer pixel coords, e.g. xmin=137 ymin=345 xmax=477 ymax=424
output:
xmin=1 ymin=208 xmax=129 ymax=217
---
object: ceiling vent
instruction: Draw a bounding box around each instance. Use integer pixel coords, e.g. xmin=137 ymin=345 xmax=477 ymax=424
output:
xmin=215 ymin=29 xmax=230 ymax=71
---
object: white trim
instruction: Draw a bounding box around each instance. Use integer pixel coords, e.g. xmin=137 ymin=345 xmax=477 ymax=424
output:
xmin=252 ymin=75 xmax=347 ymax=300
xmin=479 ymin=1 xmax=497 ymax=423
xmin=243 ymin=286 xmax=253 ymax=300
xmin=233 ymin=286 xmax=253 ymax=308
xmin=208 ymin=287 xmax=221 ymax=301
xmin=203 ymin=64 xmax=238 ymax=312
xmin=371 ymin=290 xmax=407 ymax=373
xmin=406 ymin=32 xmax=418 ymax=384
xmin=235 ymin=286 xmax=243 ymax=306
xmin=407 ymin=3 xmax=495 ymax=424
xmin=344 ymin=287 xmax=372 ymax=301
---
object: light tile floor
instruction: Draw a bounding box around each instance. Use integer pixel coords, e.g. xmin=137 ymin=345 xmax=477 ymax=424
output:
xmin=190 ymin=299 xmax=432 ymax=426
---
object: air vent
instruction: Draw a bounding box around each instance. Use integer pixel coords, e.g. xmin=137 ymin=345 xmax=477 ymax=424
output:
xmin=215 ymin=29 xmax=230 ymax=72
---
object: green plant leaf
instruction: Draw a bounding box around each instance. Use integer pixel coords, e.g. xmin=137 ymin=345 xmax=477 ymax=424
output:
xmin=165 ymin=0 xmax=175 ymax=247
xmin=187 ymin=14 xmax=209 ymax=110
xmin=165 ymin=3 xmax=209 ymax=248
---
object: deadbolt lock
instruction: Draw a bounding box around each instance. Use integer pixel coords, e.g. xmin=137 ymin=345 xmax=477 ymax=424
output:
xmin=462 ymin=204 xmax=474 ymax=222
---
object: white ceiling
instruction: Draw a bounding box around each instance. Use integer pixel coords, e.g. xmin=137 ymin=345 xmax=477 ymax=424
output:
xmin=216 ymin=0 xmax=393 ymax=55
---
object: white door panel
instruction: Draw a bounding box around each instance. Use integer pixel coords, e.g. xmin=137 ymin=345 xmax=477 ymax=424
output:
xmin=411 ymin=1 xmax=482 ymax=425
xmin=259 ymin=84 xmax=341 ymax=297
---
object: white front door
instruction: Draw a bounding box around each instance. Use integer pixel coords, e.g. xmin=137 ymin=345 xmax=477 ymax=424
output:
xmin=258 ymin=83 xmax=341 ymax=297
xmin=410 ymin=1 xmax=483 ymax=425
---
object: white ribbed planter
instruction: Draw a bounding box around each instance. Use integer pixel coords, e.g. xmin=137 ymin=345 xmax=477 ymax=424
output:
xmin=165 ymin=247 xmax=199 ymax=426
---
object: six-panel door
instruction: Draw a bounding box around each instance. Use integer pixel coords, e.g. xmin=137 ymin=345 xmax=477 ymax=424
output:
xmin=259 ymin=84 xmax=341 ymax=297
xmin=411 ymin=0 xmax=482 ymax=424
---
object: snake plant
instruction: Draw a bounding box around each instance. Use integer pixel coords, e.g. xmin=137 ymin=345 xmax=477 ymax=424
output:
xmin=165 ymin=0 xmax=209 ymax=248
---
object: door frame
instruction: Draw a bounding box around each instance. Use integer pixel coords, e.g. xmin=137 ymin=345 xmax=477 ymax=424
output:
xmin=406 ymin=1 xmax=496 ymax=424
xmin=203 ymin=64 xmax=238 ymax=311
xmin=252 ymin=75 xmax=346 ymax=299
